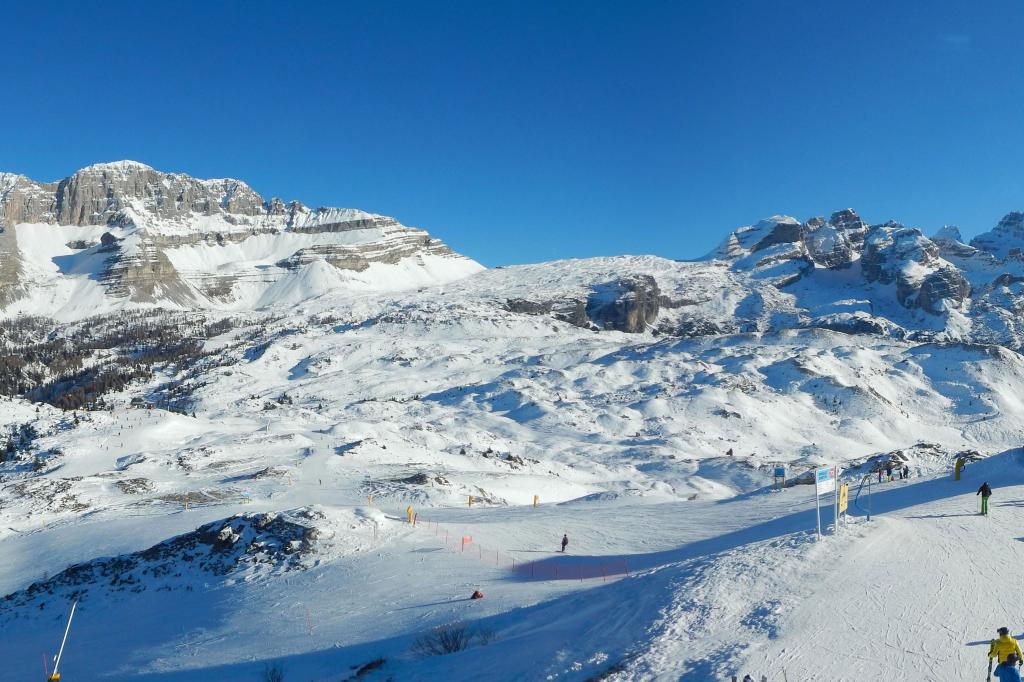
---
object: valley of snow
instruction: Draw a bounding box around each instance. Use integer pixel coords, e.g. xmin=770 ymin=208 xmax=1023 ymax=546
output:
xmin=8 ymin=162 xmax=1024 ymax=680
xmin=2 ymin=273 xmax=1024 ymax=681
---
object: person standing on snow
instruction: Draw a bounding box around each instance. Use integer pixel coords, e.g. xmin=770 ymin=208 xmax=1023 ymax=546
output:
xmin=886 ymin=463 xmax=893 ymax=481
xmin=978 ymin=482 xmax=994 ymax=516
xmin=989 ymin=627 xmax=1023 ymax=667
xmin=877 ymin=468 xmax=883 ymax=483
xmin=996 ymin=653 xmax=1024 ymax=682
xmin=561 ymin=534 xmax=568 ymax=553
xmin=903 ymin=465 xmax=910 ymax=479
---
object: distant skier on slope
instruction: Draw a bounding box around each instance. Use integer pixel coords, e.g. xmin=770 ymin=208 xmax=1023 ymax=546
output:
xmin=989 ymin=627 xmax=1023 ymax=669
xmin=561 ymin=534 xmax=568 ymax=553
xmin=886 ymin=463 xmax=894 ymax=481
xmin=902 ymin=464 xmax=910 ymax=479
xmin=995 ymin=653 xmax=1023 ymax=682
xmin=978 ymin=482 xmax=993 ymax=516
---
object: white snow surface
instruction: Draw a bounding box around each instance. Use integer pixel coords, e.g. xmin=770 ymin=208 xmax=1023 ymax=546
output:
xmin=2 ymin=272 xmax=1024 ymax=679
xmin=10 ymin=189 xmax=1024 ymax=678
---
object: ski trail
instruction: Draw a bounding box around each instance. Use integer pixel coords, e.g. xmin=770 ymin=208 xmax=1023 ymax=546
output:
xmin=748 ymin=481 xmax=1024 ymax=681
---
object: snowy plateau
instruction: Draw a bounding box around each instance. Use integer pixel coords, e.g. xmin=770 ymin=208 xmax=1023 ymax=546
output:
xmin=3 ymin=163 xmax=1024 ymax=681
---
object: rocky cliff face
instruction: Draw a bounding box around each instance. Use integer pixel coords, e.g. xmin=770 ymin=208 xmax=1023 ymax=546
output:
xmin=0 ymin=162 xmax=481 ymax=311
xmin=715 ymin=209 xmax=979 ymax=317
xmin=478 ymin=206 xmax=1024 ymax=349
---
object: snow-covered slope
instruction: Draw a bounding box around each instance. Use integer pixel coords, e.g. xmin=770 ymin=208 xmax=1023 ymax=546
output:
xmin=9 ymin=188 xmax=1024 ymax=679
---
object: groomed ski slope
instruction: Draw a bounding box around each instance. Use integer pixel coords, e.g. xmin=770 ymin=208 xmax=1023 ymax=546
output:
xmin=4 ymin=449 xmax=1024 ymax=680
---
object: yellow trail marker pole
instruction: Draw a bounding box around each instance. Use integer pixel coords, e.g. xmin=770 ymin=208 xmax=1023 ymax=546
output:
xmin=468 ymin=495 xmax=473 ymax=508
xmin=533 ymin=494 xmax=539 ymax=508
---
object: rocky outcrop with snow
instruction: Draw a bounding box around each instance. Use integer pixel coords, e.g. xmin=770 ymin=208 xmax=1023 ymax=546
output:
xmin=0 ymin=162 xmax=481 ymax=315
xmin=0 ymin=507 xmax=356 ymax=618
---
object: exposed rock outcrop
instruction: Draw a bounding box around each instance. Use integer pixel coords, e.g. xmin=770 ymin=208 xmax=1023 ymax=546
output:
xmin=585 ymin=275 xmax=662 ymax=333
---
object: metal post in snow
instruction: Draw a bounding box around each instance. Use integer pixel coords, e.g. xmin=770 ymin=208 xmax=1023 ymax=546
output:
xmin=868 ymin=474 xmax=872 ymax=521
xmin=834 ymin=467 xmax=840 ymax=534
xmin=815 ymin=471 xmax=822 ymax=541
xmin=52 ymin=599 xmax=77 ymax=678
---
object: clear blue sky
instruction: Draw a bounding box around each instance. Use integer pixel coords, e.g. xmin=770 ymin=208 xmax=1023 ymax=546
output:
xmin=3 ymin=1 xmax=1022 ymax=266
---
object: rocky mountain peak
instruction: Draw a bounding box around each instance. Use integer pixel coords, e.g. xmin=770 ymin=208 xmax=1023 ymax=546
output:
xmin=970 ymin=211 xmax=1024 ymax=258
xmin=0 ymin=162 xmax=483 ymax=312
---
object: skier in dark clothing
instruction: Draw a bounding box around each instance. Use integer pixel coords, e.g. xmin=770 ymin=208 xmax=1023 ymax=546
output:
xmin=561 ymin=534 xmax=568 ymax=553
xmin=885 ymin=464 xmax=894 ymax=481
xmin=877 ymin=468 xmax=883 ymax=483
xmin=902 ymin=465 xmax=909 ymax=480
xmin=978 ymin=482 xmax=993 ymax=516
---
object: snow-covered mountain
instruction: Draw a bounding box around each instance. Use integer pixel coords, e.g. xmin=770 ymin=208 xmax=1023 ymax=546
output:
xmin=7 ymin=171 xmax=1024 ymax=680
xmin=8 ymin=163 xmax=1024 ymax=352
xmin=0 ymin=161 xmax=482 ymax=317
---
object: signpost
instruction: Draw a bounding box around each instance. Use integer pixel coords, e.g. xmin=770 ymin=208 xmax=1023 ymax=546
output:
xmin=773 ymin=465 xmax=786 ymax=490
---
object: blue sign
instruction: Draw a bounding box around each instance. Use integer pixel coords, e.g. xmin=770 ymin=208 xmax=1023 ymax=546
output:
xmin=774 ymin=466 xmax=786 ymax=478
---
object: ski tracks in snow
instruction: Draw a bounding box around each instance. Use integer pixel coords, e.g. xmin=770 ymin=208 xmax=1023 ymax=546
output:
xmin=749 ymin=486 xmax=1024 ymax=681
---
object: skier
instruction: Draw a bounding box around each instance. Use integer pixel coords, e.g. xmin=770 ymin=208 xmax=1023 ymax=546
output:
xmin=742 ymin=676 xmax=754 ymax=682
xmin=470 ymin=590 xmax=484 ymax=600
xmin=995 ymin=654 xmax=1023 ymax=682
xmin=561 ymin=533 xmax=569 ymax=553
xmin=902 ymin=464 xmax=909 ymax=480
xmin=885 ymin=463 xmax=893 ymax=482
xmin=989 ymin=627 xmax=1023 ymax=669
xmin=978 ymin=482 xmax=993 ymax=516
xmin=877 ymin=468 xmax=883 ymax=483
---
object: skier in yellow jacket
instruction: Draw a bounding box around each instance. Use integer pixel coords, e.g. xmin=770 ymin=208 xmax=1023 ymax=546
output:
xmin=989 ymin=628 xmax=1023 ymax=665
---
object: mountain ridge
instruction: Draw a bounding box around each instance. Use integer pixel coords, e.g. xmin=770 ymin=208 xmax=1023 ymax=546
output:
xmin=0 ymin=161 xmax=482 ymax=316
